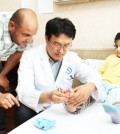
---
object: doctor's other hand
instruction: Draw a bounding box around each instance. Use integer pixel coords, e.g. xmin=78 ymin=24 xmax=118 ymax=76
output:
xmin=0 ymin=92 xmax=20 ymax=109
xmin=66 ymin=83 xmax=96 ymax=107
xmin=49 ymin=89 xmax=71 ymax=103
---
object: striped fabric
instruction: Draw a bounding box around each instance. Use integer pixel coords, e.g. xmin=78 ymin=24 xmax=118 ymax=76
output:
xmin=0 ymin=13 xmax=32 ymax=60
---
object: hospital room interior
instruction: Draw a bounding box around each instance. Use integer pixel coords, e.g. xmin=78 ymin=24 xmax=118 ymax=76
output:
xmin=0 ymin=0 xmax=120 ymax=134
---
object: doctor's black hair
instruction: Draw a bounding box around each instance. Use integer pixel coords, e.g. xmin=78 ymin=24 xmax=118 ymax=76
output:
xmin=114 ymin=32 xmax=120 ymax=48
xmin=45 ymin=17 xmax=76 ymax=40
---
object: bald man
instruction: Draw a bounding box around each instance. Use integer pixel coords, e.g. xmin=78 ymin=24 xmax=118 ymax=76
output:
xmin=0 ymin=8 xmax=38 ymax=133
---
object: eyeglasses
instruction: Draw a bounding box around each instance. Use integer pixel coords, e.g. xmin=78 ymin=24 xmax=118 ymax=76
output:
xmin=49 ymin=41 xmax=72 ymax=51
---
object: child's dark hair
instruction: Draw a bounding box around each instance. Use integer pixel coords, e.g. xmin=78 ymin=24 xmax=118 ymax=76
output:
xmin=114 ymin=33 xmax=120 ymax=47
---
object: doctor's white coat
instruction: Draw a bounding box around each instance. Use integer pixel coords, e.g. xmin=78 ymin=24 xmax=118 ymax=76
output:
xmin=16 ymin=45 xmax=102 ymax=113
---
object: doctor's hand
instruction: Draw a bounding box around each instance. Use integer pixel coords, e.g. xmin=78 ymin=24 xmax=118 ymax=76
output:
xmin=0 ymin=92 xmax=20 ymax=109
xmin=66 ymin=83 xmax=96 ymax=107
xmin=49 ymin=89 xmax=71 ymax=103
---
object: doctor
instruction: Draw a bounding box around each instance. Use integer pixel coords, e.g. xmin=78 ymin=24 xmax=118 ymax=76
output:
xmin=15 ymin=17 xmax=101 ymax=127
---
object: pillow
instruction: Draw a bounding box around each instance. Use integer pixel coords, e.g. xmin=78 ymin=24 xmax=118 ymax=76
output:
xmin=84 ymin=59 xmax=104 ymax=71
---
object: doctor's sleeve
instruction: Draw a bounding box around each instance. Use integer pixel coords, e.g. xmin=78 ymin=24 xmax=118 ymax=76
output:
xmin=16 ymin=51 xmax=43 ymax=113
xmin=74 ymin=56 xmax=103 ymax=100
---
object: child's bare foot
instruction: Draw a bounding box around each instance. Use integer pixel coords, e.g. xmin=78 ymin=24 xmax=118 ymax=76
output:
xmin=66 ymin=103 xmax=76 ymax=112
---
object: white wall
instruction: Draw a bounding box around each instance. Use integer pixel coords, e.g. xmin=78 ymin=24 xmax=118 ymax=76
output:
xmin=0 ymin=0 xmax=20 ymax=11
xmin=1 ymin=0 xmax=120 ymax=49
xmin=38 ymin=0 xmax=120 ymax=49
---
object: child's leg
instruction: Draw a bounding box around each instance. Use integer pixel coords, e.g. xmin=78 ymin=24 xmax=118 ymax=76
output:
xmin=99 ymin=81 xmax=120 ymax=104
xmin=102 ymin=84 xmax=120 ymax=124
xmin=105 ymin=87 xmax=120 ymax=104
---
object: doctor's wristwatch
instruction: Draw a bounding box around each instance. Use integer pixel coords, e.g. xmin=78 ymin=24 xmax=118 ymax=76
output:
xmin=63 ymin=96 xmax=96 ymax=114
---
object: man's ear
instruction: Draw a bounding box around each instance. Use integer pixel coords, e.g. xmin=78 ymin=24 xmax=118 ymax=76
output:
xmin=45 ymin=35 xmax=48 ymax=41
xmin=45 ymin=35 xmax=49 ymax=43
xmin=8 ymin=21 xmax=16 ymax=32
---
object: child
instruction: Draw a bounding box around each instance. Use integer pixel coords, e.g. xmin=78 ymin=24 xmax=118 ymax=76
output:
xmin=99 ymin=33 xmax=120 ymax=123
xmin=99 ymin=33 xmax=120 ymax=103
xmin=99 ymin=33 xmax=120 ymax=85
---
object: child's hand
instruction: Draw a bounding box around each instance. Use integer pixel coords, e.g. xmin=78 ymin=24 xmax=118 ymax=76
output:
xmin=113 ymin=101 xmax=120 ymax=105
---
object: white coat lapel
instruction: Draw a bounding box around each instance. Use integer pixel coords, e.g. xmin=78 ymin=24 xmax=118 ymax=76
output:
xmin=56 ymin=54 xmax=69 ymax=83
xmin=39 ymin=46 xmax=54 ymax=83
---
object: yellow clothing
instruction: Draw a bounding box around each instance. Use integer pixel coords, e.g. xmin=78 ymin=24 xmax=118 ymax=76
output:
xmin=99 ymin=54 xmax=120 ymax=84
